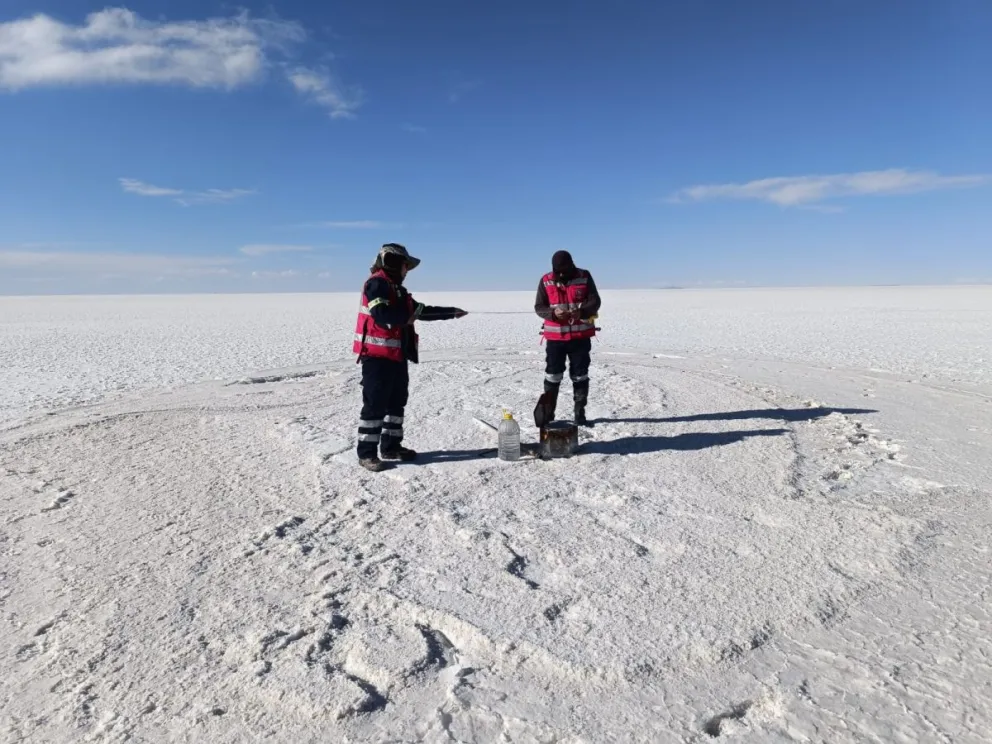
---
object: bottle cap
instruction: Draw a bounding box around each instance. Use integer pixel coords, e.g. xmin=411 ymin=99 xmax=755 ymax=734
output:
xmin=503 ymin=410 xmax=513 ymax=420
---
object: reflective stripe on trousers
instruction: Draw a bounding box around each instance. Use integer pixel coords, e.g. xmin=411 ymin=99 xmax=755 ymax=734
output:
xmin=358 ymin=417 xmax=382 ymax=443
xmin=382 ymin=414 xmax=404 ymax=438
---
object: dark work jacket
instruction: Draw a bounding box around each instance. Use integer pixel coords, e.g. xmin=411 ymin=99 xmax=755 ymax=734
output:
xmin=364 ymin=275 xmax=461 ymax=364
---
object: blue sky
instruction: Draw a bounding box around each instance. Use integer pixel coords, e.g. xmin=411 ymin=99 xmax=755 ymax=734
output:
xmin=1 ymin=0 xmax=990 ymax=294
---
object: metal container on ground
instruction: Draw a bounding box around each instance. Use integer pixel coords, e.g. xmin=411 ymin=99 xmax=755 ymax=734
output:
xmin=540 ymin=420 xmax=578 ymax=459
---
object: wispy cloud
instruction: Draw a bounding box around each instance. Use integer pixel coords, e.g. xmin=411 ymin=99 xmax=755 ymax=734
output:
xmin=288 ymin=66 xmax=363 ymax=119
xmin=0 ymin=8 xmax=363 ymax=119
xmin=448 ymin=79 xmax=480 ymax=103
xmin=120 ymin=177 xmax=255 ymax=206
xmin=669 ymin=169 xmax=990 ymax=207
xmin=9 ymin=240 xmax=90 ymax=249
xmin=251 ymin=269 xmax=302 ymax=278
xmin=799 ymin=204 xmax=847 ymax=214
xmin=401 ymin=123 xmax=427 ymax=134
xmin=954 ymin=277 xmax=992 ymax=285
xmin=176 ymin=188 xmax=256 ymax=206
xmin=302 ymin=220 xmax=384 ymax=229
xmin=119 ymin=178 xmax=183 ymax=197
xmin=239 ymin=244 xmax=312 ymax=256
xmin=0 ymin=249 xmax=239 ymax=276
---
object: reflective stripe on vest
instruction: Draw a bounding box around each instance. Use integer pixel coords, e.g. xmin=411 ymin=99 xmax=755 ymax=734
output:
xmin=544 ymin=276 xmax=587 ymax=288
xmin=544 ymin=322 xmax=595 ymax=336
xmin=354 ymin=333 xmax=402 ymax=348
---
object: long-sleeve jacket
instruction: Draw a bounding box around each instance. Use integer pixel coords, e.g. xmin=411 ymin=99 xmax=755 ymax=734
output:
xmin=364 ymin=276 xmax=461 ymax=363
xmin=534 ymin=271 xmax=602 ymax=321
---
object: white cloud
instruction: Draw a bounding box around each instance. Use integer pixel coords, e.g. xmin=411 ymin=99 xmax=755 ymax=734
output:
xmin=0 ymin=8 xmax=302 ymax=90
xmin=0 ymin=9 xmax=363 ymax=120
xmin=0 ymin=249 xmax=239 ymax=276
xmin=288 ymin=66 xmax=363 ymax=119
xmin=402 ymin=123 xmax=427 ymax=134
xmin=669 ymin=169 xmax=990 ymax=207
xmin=239 ymin=244 xmax=313 ymax=256
xmin=119 ymin=177 xmax=255 ymax=206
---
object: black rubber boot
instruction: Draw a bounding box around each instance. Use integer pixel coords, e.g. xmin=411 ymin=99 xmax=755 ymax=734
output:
xmin=381 ymin=446 xmax=417 ymax=462
xmin=574 ymin=404 xmax=589 ymax=426
xmin=543 ymin=381 xmax=560 ymax=422
xmin=359 ymin=456 xmax=389 ymax=472
xmin=574 ymin=381 xmax=590 ymax=426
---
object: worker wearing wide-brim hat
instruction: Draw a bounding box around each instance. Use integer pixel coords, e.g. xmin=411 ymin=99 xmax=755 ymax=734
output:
xmin=534 ymin=250 xmax=602 ymax=426
xmin=352 ymin=243 xmax=467 ymax=471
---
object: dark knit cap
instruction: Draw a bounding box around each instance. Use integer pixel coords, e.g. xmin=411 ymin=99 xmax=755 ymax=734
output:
xmin=552 ymin=250 xmax=575 ymax=274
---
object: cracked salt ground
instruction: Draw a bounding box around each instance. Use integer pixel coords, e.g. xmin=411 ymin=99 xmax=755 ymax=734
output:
xmin=311 ymin=365 xmax=927 ymax=684
xmin=2 ymin=326 xmax=992 ymax=740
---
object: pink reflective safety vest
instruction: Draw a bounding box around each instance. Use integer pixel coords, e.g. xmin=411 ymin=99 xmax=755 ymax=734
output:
xmin=353 ymin=270 xmax=417 ymax=362
xmin=541 ymin=269 xmax=597 ymax=342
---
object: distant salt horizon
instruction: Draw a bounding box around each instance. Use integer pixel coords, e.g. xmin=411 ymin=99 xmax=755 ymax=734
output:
xmin=2 ymin=280 xmax=990 ymax=299
xmin=3 ymin=285 xmax=991 ymax=428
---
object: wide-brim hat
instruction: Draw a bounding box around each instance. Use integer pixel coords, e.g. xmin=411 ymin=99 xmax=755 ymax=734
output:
xmin=379 ymin=242 xmax=421 ymax=270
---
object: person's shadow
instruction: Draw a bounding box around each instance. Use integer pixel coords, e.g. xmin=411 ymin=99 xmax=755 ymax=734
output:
xmin=411 ymin=408 xmax=877 ymax=462
xmin=582 ymin=428 xmax=789 ymax=456
xmin=595 ymin=406 xmax=877 ymax=425
xmin=415 ymin=427 xmax=793 ymax=462
xmin=415 ymin=448 xmax=498 ymax=464
xmin=415 ymin=442 xmax=545 ymax=464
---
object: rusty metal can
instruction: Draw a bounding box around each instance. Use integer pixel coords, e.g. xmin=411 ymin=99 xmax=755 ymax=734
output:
xmin=539 ymin=420 xmax=578 ymax=458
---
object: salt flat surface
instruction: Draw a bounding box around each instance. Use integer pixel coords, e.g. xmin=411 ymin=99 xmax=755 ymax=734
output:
xmin=1 ymin=286 xmax=990 ymax=425
xmin=1 ymin=286 xmax=991 ymax=742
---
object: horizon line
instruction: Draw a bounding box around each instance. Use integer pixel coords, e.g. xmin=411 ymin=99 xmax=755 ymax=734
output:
xmin=1 ymin=281 xmax=989 ymax=299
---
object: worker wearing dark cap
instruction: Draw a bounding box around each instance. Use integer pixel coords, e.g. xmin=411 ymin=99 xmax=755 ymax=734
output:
xmin=534 ymin=250 xmax=602 ymax=426
xmin=353 ymin=243 xmax=467 ymax=471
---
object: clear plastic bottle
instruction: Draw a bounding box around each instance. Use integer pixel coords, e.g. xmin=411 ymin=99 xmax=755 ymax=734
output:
xmin=498 ymin=410 xmax=521 ymax=461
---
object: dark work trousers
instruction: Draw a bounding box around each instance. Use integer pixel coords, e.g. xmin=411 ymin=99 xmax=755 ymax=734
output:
xmin=544 ymin=338 xmax=592 ymax=409
xmin=357 ymin=357 xmax=409 ymax=459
